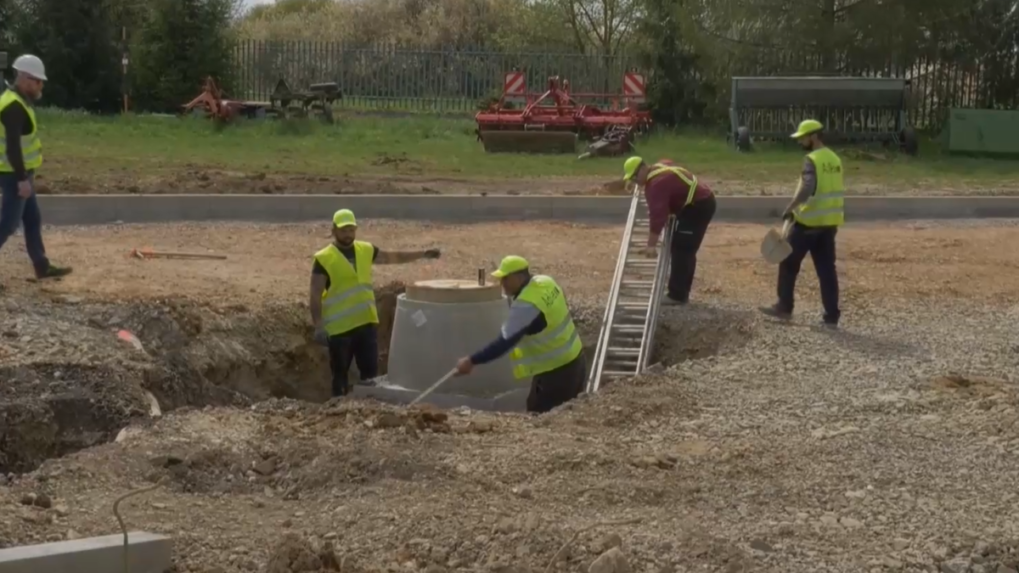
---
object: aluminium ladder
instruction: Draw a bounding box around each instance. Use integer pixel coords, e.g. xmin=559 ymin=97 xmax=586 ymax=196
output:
xmin=586 ymin=185 xmax=673 ymax=394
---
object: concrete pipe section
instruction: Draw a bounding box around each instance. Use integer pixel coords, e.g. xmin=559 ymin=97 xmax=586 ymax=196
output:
xmin=350 ymin=279 xmax=529 ymax=411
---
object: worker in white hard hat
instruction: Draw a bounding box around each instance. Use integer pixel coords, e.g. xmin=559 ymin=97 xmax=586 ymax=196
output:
xmin=0 ymin=54 xmax=72 ymax=287
xmin=310 ymin=209 xmax=441 ymax=397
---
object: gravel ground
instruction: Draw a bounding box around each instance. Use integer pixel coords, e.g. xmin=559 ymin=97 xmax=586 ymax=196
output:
xmin=1 ymin=220 xmax=1018 ymax=573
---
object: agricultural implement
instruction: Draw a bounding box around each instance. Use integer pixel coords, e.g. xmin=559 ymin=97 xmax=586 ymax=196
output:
xmin=729 ymin=76 xmax=918 ymax=154
xmin=269 ymin=78 xmax=343 ymax=123
xmin=182 ymin=76 xmax=268 ymax=121
xmin=475 ymin=71 xmax=652 ymax=154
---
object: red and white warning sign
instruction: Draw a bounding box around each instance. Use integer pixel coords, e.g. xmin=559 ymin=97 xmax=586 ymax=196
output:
xmin=623 ymin=72 xmax=646 ymax=101
xmin=503 ymin=71 xmax=526 ymax=96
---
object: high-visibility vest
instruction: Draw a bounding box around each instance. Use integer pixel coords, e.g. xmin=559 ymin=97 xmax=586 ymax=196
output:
xmin=0 ymin=89 xmax=42 ymax=173
xmin=647 ymin=163 xmax=698 ymax=206
xmin=313 ymin=241 xmax=379 ymax=336
xmin=794 ymin=147 xmax=845 ymax=228
xmin=510 ymin=275 xmax=583 ymax=379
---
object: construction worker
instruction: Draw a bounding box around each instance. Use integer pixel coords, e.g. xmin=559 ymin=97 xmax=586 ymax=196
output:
xmin=454 ymin=256 xmax=585 ymax=413
xmin=310 ymin=209 xmax=441 ymax=397
xmin=622 ymin=156 xmax=716 ymax=305
xmin=0 ymin=54 xmax=72 ymax=286
xmin=759 ymin=119 xmax=844 ymax=328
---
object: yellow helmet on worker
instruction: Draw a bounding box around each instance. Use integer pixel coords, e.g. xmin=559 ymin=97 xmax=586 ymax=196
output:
xmin=332 ymin=209 xmax=357 ymax=229
xmin=491 ymin=255 xmax=529 ymax=279
xmin=791 ymin=119 xmax=824 ymax=139
xmin=622 ymin=156 xmax=644 ymax=181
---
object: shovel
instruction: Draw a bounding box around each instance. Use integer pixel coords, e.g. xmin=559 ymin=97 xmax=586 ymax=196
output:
xmin=760 ymin=219 xmax=794 ymax=264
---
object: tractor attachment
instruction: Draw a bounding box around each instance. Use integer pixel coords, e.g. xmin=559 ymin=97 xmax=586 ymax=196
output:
xmin=182 ymin=76 xmax=269 ymax=122
xmin=475 ymin=72 xmax=652 ymax=154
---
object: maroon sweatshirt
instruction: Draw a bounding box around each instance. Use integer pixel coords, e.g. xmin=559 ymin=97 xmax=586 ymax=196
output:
xmin=645 ymin=159 xmax=713 ymax=235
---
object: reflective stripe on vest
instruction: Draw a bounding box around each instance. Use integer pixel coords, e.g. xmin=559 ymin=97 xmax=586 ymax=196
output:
xmin=0 ymin=90 xmax=42 ymax=172
xmin=647 ymin=164 xmax=698 ymax=206
xmin=794 ymin=147 xmax=845 ymax=228
xmin=314 ymin=241 xmax=379 ymax=336
xmin=510 ymin=275 xmax=583 ymax=379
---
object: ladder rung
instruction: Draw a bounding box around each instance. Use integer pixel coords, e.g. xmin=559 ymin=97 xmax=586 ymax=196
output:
xmin=607 ymin=347 xmax=639 ymax=355
xmin=612 ymin=324 xmax=644 ymax=334
xmin=602 ymin=370 xmax=636 ymax=378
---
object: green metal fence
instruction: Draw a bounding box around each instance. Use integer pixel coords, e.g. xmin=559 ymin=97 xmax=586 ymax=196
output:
xmin=231 ymin=40 xmax=1019 ymax=130
xmin=232 ymin=40 xmax=639 ymax=113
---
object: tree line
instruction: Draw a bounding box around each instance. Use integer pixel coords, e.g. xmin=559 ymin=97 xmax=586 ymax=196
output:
xmin=2 ymin=0 xmax=1017 ymax=127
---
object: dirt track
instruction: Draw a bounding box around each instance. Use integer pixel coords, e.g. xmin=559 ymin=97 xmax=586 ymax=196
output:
xmin=1 ymin=221 xmax=1019 ymax=573
xmin=29 ymin=167 xmax=1019 ymax=197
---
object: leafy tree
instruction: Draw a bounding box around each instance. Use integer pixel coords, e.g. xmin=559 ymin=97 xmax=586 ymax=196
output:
xmin=130 ymin=0 xmax=239 ymax=113
xmin=13 ymin=0 xmax=122 ymax=111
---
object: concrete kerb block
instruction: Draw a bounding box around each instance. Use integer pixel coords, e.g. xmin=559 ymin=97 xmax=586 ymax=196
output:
xmin=0 ymin=531 xmax=172 ymax=573
xmin=34 ymin=194 xmax=1019 ymax=227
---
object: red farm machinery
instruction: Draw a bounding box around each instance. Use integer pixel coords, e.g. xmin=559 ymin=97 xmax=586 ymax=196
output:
xmin=475 ymin=71 xmax=652 ymax=154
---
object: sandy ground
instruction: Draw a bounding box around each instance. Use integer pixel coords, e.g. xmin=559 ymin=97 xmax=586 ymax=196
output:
xmin=1 ymin=220 xmax=1016 ymax=307
xmin=1 ymin=221 xmax=1019 ymax=573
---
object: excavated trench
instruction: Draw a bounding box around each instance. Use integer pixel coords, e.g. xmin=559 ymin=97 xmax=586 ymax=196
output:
xmin=0 ymin=286 xmax=754 ymax=475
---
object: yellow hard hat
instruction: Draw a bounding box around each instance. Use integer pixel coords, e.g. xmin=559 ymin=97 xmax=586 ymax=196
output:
xmin=622 ymin=156 xmax=643 ymax=181
xmin=791 ymin=119 xmax=823 ymax=139
xmin=491 ymin=255 xmax=529 ymax=279
xmin=332 ymin=209 xmax=357 ymax=228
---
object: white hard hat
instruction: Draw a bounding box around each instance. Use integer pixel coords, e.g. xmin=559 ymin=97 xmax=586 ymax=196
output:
xmin=12 ymin=54 xmax=47 ymax=81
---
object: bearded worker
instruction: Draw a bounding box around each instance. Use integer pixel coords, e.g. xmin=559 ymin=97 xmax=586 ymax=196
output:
xmin=310 ymin=209 xmax=441 ymax=397
xmin=759 ymin=119 xmax=844 ymax=329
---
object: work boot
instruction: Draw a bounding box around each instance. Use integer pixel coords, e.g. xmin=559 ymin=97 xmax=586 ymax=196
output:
xmin=36 ymin=264 xmax=73 ymax=280
xmin=820 ymin=320 xmax=839 ymax=330
xmin=758 ymin=304 xmax=792 ymax=321
xmin=662 ymin=295 xmax=688 ymax=306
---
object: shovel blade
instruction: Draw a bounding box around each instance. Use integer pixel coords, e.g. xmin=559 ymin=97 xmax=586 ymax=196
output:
xmin=760 ymin=228 xmax=793 ymax=264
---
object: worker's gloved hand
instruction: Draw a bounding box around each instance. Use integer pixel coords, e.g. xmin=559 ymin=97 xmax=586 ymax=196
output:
xmin=423 ymin=248 xmax=441 ymax=259
xmin=313 ymin=326 xmax=329 ymax=346
xmin=454 ymin=356 xmax=474 ymax=376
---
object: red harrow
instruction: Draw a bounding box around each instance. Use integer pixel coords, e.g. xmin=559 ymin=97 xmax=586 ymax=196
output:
xmin=475 ymin=72 xmax=652 ymax=154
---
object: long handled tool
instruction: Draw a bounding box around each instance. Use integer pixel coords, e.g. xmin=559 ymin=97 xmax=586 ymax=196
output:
xmin=760 ymin=219 xmax=794 ymax=264
xmin=408 ymin=368 xmax=458 ymax=406
xmin=130 ymin=248 xmax=227 ymax=260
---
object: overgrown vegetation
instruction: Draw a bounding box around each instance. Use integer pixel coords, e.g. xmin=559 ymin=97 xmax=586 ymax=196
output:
xmin=1 ymin=0 xmax=1017 ymax=126
xmin=1 ymin=0 xmax=237 ymax=113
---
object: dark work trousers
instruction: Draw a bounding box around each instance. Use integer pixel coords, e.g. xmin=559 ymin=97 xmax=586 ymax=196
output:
xmin=527 ymin=350 xmax=587 ymax=414
xmin=326 ymin=323 xmax=379 ymax=397
xmin=777 ymin=223 xmax=841 ymax=324
xmin=668 ymin=195 xmax=717 ymax=302
xmin=0 ymin=173 xmax=50 ymax=277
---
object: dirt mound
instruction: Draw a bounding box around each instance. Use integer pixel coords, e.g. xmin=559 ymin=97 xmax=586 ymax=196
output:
xmin=145 ymin=401 xmax=472 ymax=497
xmin=0 ymin=282 xmax=408 ymax=474
xmin=264 ymin=534 xmax=341 ymax=573
xmin=653 ymin=305 xmax=756 ymax=365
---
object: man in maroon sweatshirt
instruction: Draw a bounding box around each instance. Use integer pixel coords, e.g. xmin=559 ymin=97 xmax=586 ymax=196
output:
xmin=622 ymin=156 xmax=717 ymax=305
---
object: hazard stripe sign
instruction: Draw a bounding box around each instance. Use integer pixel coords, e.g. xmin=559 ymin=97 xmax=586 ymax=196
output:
xmin=504 ymin=72 xmax=526 ymax=96
xmin=623 ymin=72 xmax=646 ymax=101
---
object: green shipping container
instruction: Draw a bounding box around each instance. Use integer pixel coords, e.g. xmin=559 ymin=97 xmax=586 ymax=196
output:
xmin=944 ymin=108 xmax=1019 ymax=156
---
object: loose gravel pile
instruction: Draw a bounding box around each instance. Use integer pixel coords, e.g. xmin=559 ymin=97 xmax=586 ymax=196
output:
xmin=0 ymin=221 xmax=1017 ymax=573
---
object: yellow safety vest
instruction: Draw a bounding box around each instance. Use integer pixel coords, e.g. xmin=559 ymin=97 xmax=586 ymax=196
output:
xmin=647 ymin=163 xmax=698 ymax=206
xmin=794 ymin=147 xmax=845 ymax=228
xmin=510 ymin=275 xmax=583 ymax=379
xmin=0 ymin=89 xmax=42 ymax=173
xmin=313 ymin=241 xmax=379 ymax=336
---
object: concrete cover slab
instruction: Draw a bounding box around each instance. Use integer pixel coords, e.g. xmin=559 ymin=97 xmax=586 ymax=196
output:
xmin=0 ymin=531 xmax=172 ymax=573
